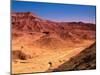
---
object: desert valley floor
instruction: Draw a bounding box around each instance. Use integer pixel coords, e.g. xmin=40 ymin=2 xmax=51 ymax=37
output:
xmin=12 ymin=12 xmax=96 ymax=74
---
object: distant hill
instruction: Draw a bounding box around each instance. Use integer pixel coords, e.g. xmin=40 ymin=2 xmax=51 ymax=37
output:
xmin=12 ymin=12 xmax=96 ymax=41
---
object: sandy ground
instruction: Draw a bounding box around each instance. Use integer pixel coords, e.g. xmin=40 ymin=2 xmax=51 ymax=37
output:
xmin=12 ymin=39 xmax=95 ymax=74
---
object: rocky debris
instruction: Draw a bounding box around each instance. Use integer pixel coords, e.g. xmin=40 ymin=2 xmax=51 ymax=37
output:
xmin=12 ymin=50 xmax=32 ymax=60
xmin=51 ymin=42 xmax=96 ymax=72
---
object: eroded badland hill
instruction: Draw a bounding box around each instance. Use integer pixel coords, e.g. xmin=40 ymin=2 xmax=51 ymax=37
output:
xmin=12 ymin=12 xmax=96 ymax=74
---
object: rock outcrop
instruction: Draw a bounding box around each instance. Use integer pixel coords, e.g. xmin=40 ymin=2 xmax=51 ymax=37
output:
xmin=52 ymin=42 xmax=96 ymax=72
